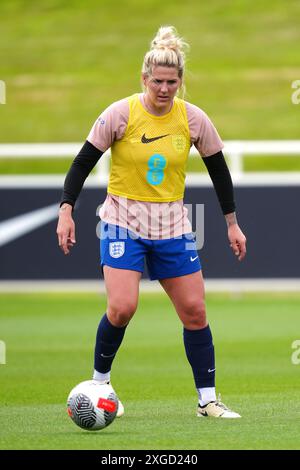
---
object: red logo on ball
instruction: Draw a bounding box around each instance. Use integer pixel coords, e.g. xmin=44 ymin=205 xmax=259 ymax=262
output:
xmin=97 ymin=398 xmax=117 ymax=412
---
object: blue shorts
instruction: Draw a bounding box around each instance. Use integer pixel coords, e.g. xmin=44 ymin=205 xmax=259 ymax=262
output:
xmin=100 ymin=222 xmax=201 ymax=281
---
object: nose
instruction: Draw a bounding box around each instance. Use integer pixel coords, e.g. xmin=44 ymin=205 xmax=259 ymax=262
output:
xmin=160 ymin=81 xmax=168 ymax=93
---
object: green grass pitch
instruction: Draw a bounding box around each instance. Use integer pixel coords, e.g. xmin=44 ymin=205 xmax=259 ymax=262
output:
xmin=1 ymin=0 xmax=300 ymax=143
xmin=0 ymin=292 xmax=299 ymax=450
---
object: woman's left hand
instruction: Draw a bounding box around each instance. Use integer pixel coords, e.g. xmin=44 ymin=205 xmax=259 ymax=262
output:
xmin=228 ymin=224 xmax=247 ymax=261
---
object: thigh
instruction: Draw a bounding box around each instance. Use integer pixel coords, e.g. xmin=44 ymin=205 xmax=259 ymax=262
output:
xmin=103 ymin=265 xmax=142 ymax=309
xmin=159 ymin=271 xmax=206 ymax=328
xmin=100 ymin=222 xmax=146 ymax=318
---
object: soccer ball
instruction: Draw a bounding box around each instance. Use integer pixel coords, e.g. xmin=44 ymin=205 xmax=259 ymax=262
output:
xmin=67 ymin=380 xmax=119 ymax=431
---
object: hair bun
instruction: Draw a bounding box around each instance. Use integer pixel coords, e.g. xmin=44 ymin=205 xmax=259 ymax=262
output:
xmin=151 ymin=26 xmax=188 ymax=57
xmin=142 ymin=26 xmax=189 ymax=82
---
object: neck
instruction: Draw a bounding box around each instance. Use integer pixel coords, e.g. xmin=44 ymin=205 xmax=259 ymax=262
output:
xmin=143 ymin=94 xmax=173 ymax=116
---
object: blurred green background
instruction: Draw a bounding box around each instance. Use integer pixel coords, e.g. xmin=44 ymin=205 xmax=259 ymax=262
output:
xmin=0 ymin=0 xmax=300 ymax=173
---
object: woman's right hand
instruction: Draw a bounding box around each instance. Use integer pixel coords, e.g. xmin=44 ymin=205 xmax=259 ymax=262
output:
xmin=56 ymin=203 xmax=76 ymax=255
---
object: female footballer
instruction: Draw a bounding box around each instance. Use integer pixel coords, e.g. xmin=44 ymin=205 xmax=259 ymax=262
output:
xmin=57 ymin=26 xmax=247 ymax=419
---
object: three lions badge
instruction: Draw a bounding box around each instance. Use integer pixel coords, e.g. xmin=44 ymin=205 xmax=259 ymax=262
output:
xmin=109 ymin=242 xmax=125 ymax=258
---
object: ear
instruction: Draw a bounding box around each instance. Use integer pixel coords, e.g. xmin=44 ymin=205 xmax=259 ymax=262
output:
xmin=142 ymin=73 xmax=148 ymax=87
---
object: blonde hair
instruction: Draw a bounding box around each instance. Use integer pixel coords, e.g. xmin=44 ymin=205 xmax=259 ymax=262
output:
xmin=142 ymin=26 xmax=189 ymax=79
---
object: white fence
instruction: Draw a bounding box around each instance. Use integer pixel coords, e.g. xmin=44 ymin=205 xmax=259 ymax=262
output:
xmin=1 ymin=141 xmax=300 ymax=186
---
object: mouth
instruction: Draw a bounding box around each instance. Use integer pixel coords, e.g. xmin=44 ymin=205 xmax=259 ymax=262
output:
xmin=157 ymin=96 xmax=169 ymax=101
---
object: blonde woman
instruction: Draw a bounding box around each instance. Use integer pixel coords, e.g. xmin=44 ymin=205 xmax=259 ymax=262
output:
xmin=57 ymin=26 xmax=246 ymax=419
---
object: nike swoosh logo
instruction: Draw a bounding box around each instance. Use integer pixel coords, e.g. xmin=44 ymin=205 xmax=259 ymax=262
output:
xmin=208 ymin=368 xmax=216 ymax=373
xmin=190 ymin=256 xmax=198 ymax=262
xmin=0 ymin=203 xmax=59 ymax=247
xmin=141 ymin=133 xmax=169 ymax=144
xmin=100 ymin=353 xmax=116 ymax=358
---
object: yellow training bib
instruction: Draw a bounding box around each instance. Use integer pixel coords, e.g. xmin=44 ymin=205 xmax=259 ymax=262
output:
xmin=108 ymin=94 xmax=190 ymax=202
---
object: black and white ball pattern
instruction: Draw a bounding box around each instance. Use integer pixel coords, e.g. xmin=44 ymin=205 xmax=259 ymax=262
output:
xmin=68 ymin=393 xmax=97 ymax=430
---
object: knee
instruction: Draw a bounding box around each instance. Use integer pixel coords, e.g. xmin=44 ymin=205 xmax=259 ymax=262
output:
xmin=107 ymin=300 xmax=138 ymax=327
xmin=181 ymin=299 xmax=207 ymax=329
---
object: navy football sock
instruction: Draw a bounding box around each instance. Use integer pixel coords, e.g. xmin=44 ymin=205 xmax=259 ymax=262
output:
xmin=183 ymin=324 xmax=215 ymax=389
xmin=94 ymin=313 xmax=127 ymax=374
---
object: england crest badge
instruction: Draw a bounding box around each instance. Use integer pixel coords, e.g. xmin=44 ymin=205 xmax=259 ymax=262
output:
xmin=109 ymin=241 xmax=125 ymax=258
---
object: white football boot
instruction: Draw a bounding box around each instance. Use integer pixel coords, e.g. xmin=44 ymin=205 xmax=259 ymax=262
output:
xmin=197 ymin=394 xmax=241 ymax=419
